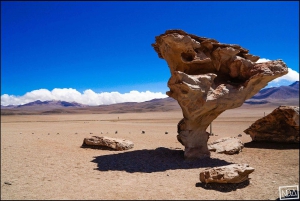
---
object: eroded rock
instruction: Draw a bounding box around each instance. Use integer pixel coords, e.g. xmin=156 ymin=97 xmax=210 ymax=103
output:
xmin=208 ymin=137 xmax=244 ymax=154
xmin=199 ymin=163 xmax=255 ymax=184
xmin=82 ymin=136 xmax=134 ymax=150
xmin=152 ymin=29 xmax=288 ymax=159
xmin=244 ymin=105 xmax=299 ymax=143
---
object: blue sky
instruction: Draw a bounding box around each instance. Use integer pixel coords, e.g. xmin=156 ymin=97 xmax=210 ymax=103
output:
xmin=1 ymin=1 xmax=299 ymax=106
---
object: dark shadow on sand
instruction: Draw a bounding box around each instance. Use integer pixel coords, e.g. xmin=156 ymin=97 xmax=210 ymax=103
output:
xmin=90 ymin=147 xmax=233 ymax=173
xmin=195 ymin=179 xmax=250 ymax=192
xmin=244 ymin=141 xmax=299 ymax=150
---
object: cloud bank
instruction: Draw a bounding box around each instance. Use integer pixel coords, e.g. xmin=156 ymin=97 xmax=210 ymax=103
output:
xmin=1 ymin=89 xmax=168 ymax=106
xmin=256 ymin=58 xmax=299 ymax=88
xmin=1 ymin=58 xmax=298 ymax=106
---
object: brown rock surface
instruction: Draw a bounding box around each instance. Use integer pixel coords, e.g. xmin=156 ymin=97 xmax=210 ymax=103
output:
xmin=199 ymin=163 xmax=255 ymax=184
xmin=208 ymin=137 xmax=244 ymax=154
xmin=152 ymin=29 xmax=288 ymax=159
xmin=82 ymin=136 xmax=134 ymax=150
xmin=244 ymin=105 xmax=299 ymax=143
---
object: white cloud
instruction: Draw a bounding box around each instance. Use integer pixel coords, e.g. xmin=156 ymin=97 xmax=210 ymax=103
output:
xmin=256 ymin=58 xmax=271 ymax=63
xmin=1 ymin=88 xmax=168 ymax=106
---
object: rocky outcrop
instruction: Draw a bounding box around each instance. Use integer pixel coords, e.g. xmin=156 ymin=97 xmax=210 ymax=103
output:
xmin=82 ymin=136 xmax=134 ymax=150
xmin=152 ymin=29 xmax=288 ymax=159
xmin=208 ymin=137 xmax=244 ymax=154
xmin=244 ymin=105 xmax=299 ymax=143
xmin=199 ymin=164 xmax=255 ymax=184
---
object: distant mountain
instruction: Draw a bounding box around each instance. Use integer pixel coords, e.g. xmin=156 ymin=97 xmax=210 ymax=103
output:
xmin=244 ymin=81 xmax=299 ymax=105
xmin=1 ymin=82 xmax=298 ymax=115
xmin=1 ymin=100 xmax=87 ymax=110
xmin=16 ymin=100 xmax=86 ymax=108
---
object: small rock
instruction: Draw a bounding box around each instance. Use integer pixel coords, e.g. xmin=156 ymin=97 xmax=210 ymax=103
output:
xmin=165 ymin=132 xmax=168 ymax=134
xmin=82 ymin=136 xmax=134 ymax=150
xmin=199 ymin=163 xmax=254 ymax=184
xmin=208 ymin=137 xmax=244 ymax=154
xmin=4 ymin=182 xmax=12 ymax=185
xmin=142 ymin=131 xmax=145 ymax=134
xmin=238 ymin=134 xmax=242 ymax=137
xmin=115 ymin=131 xmax=118 ymax=134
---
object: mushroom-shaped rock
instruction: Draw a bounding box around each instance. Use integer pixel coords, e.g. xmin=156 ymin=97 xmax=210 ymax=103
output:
xmin=208 ymin=137 xmax=244 ymax=154
xmin=152 ymin=29 xmax=288 ymax=159
xmin=82 ymin=136 xmax=134 ymax=150
xmin=244 ymin=105 xmax=299 ymax=143
xmin=199 ymin=163 xmax=255 ymax=184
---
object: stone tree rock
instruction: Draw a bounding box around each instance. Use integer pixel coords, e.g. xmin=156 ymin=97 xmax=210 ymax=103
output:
xmin=82 ymin=136 xmax=134 ymax=150
xmin=244 ymin=105 xmax=299 ymax=143
xmin=199 ymin=163 xmax=255 ymax=184
xmin=152 ymin=29 xmax=288 ymax=159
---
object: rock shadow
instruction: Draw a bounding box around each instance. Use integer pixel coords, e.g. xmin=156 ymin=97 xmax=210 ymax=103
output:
xmin=244 ymin=141 xmax=299 ymax=150
xmin=91 ymin=147 xmax=233 ymax=173
xmin=195 ymin=179 xmax=250 ymax=192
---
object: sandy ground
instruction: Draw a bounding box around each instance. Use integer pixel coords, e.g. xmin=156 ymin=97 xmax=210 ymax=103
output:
xmin=1 ymin=106 xmax=299 ymax=200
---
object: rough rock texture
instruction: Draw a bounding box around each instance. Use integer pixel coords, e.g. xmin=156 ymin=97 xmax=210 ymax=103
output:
xmin=244 ymin=105 xmax=299 ymax=143
xmin=208 ymin=137 xmax=244 ymax=154
xmin=82 ymin=136 xmax=134 ymax=150
xmin=199 ymin=164 xmax=255 ymax=184
xmin=152 ymin=29 xmax=288 ymax=159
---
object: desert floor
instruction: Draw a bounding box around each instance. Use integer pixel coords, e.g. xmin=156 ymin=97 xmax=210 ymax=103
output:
xmin=1 ymin=105 xmax=299 ymax=200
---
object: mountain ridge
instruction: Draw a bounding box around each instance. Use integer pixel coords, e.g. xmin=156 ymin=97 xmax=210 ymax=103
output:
xmin=1 ymin=81 xmax=298 ymax=115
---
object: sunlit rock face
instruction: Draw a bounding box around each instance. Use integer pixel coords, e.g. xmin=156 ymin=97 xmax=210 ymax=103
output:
xmin=152 ymin=29 xmax=288 ymax=159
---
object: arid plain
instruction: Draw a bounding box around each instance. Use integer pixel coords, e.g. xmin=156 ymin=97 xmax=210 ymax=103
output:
xmin=1 ymin=103 xmax=299 ymax=200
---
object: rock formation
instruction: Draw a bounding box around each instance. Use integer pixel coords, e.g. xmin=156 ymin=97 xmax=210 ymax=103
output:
xmin=208 ymin=137 xmax=244 ymax=154
xmin=152 ymin=29 xmax=288 ymax=159
xmin=82 ymin=136 xmax=134 ymax=150
xmin=244 ymin=105 xmax=299 ymax=143
xmin=199 ymin=163 xmax=255 ymax=184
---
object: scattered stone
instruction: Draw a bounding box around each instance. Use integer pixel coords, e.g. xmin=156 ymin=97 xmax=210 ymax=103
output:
xmin=199 ymin=163 xmax=254 ymax=184
xmin=82 ymin=136 xmax=134 ymax=151
xmin=4 ymin=182 xmax=12 ymax=185
xmin=244 ymin=105 xmax=299 ymax=143
xmin=208 ymin=137 xmax=244 ymax=154
xmin=115 ymin=131 xmax=118 ymax=134
xmin=141 ymin=131 xmax=145 ymax=134
xmin=152 ymin=29 xmax=288 ymax=159
xmin=165 ymin=131 xmax=168 ymax=134
xmin=238 ymin=134 xmax=242 ymax=137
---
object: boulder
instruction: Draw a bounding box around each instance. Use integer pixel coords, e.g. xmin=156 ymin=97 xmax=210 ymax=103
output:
xmin=208 ymin=137 xmax=244 ymax=154
xmin=199 ymin=163 xmax=255 ymax=184
xmin=244 ymin=105 xmax=299 ymax=143
xmin=82 ymin=136 xmax=134 ymax=150
xmin=152 ymin=29 xmax=288 ymax=159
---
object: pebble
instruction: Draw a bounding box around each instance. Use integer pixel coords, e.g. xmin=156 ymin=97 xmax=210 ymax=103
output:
xmin=4 ymin=182 xmax=12 ymax=185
